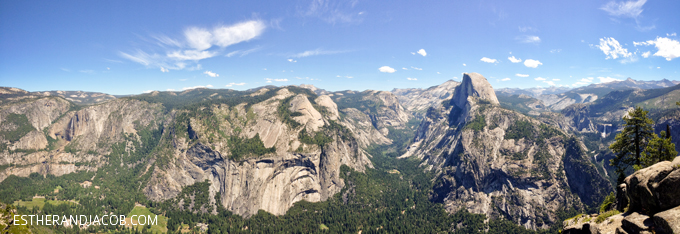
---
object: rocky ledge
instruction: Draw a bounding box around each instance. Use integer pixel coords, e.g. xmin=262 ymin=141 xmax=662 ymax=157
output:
xmin=563 ymin=156 xmax=680 ymax=234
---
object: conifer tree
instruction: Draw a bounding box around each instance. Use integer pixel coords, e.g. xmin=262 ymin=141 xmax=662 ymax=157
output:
xmin=640 ymin=130 xmax=677 ymax=168
xmin=609 ymin=106 xmax=655 ymax=182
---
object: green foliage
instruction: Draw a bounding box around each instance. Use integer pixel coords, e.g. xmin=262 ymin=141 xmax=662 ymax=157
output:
xmin=609 ymin=106 xmax=656 ymax=181
xmin=0 ymin=113 xmax=35 ymax=143
xmin=596 ymin=209 xmax=621 ymax=224
xmin=298 ymin=129 xmax=332 ymax=147
xmin=599 ymin=192 xmax=616 ymax=213
xmin=639 ymin=130 xmax=677 ymax=168
xmin=465 ymin=114 xmax=486 ymax=132
xmin=228 ymin=133 xmax=276 ymax=161
xmin=505 ymin=120 xmax=534 ymax=140
xmin=331 ymin=91 xmax=383 ymax=114
xmin=277 ymin=96 xmax=302 ymax=129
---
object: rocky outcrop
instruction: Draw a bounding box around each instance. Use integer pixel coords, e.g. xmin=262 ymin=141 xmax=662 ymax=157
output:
xmin=563 ymin=156 xmax=680 ymax=233
xmin=404 ymin=73 xmax=609 ymax=230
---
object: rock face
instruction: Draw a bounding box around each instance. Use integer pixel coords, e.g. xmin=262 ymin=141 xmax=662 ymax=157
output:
xmin=625 ymin=156 xmax=680 ymax=215
xmin=392 ymin=80 xmax=460 ymax=117
xmin=561 ymin=104 xmax=596 ymax=132
xmin=405 ymin=72 xmax=610 ymax=230
xmin=330 ymin=90 xmax=411 ymax=147
xmin=0 ymin=87 xmax=377 ymax=218
xmin=451 ymin=72 xmax=499 ymax=109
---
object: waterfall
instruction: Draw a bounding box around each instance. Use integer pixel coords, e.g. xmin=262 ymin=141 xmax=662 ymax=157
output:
xmin=601 ymin=125 xmax=607 ymax=138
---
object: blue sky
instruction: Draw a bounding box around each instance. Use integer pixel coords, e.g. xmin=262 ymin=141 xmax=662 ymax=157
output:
xmin=1 ymin=0 xmax=679 ymax=95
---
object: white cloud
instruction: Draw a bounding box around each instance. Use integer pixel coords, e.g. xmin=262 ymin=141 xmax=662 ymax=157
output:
xmin=524 ymin=59 xmax=543 ymax=68
xmin=288 ymin=59 xmax=297 ymax=63
xmin=480 ymin=57 xmax=498 ymax=63
xmin=402 ymin=67 xmax=408 ymax=70
xmin=508 ymin=56 xmax=522 ymax=63
xmin=597 ymin=37 xmax=632 ymax=59
xmin=406 ymin=77 xmax=417 ymax=81
xmin=634 ymin=37 xmax=680 ymax=61
xmin=225 ymin=82 xmax=246 ymax=87
xmin=182 ymin=84 xmax=213 ymax=90
xmin=204 ymin=71 xmax=219 ymax=77
xmin=184 ymin=27 xmax=213 ymax=51
xmin=600 ymin=0 xmax=646 ymax=19
xmin=291 ymin=49 xmax=347 ymax=58
xmin=552 ymin=79 xmax=560 ymax=81
xmin=597 ymin=76 xmax=621 ymax=83
xmin=517 ymin=35 xmax=541 ymax=43
xmin=667 ymin=33 xmax=677 ymax=37
xmin=121 ymin=20 xmax=265 ymax=71
xmin=212 ymin=21 xmax=266 ymax=48
xmin=543 ymin=81 xmax=556 ymax=86
xmin=502 ymin=78 xmax=511 ymax=81
xmin=641 ymin=51 xmax=651 ymax=58
xmin=437 ymin=72 xmax=441 ymax=74
xmin=463 ymin=63 xmax=466 ymax=66
xmin=411 ymin=66 xmax=422 ymax=70
xmin=160 ymin=67 xmax=169 ymax=73
xmin=535 ymin=77 xmax=546 ymax=81
xmin=166 ymin=89 xmax=175 ymax=91
xmin=550 ymin=49 xmax=562 ymax=53
xmin=416 ymin=49 xmax=427 ymax=56
xmin=143 ymin=90 xmax=154 ymax=93
xmin=379 ymin=66 xmax=396 ymax=73
xmin=515 ymin=73 xmax=529 ymax=77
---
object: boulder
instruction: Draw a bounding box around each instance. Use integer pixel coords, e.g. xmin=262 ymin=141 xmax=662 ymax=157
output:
xmin=653 ymin=205 xmax=680 ymax=234
xmin=625 ymin=156 xmax=680 ymax=215
xmin=621 ymin=212 xmax=653 ymax=234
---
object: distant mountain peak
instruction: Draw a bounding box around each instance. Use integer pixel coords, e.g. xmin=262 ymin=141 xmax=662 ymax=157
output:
xmin=451 ymin=72 xmax=499 ymax=108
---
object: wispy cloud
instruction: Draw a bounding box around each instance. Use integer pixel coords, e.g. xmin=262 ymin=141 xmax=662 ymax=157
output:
xmin=410 ymin=66 xmax=422 ymax=70
xmin=120 ymin=20 xmax=266 ymax=72
xmin=160 ymin=67 xmax=169 ymax=73
xmin=502 ymin=78 xmax=511 ymax=81
xmin=550 ymin=49 xmax=562 ymax=53
xmin=80 ymin=70 xmax=94 ymax=74
xmin=406 ymin=77 xmax=417 ymax=81
xmin=480 ymin=57 xmax=498 ymax=63
xmin=378 ymin=66 xmax=396 ymax=73
xmin=516 ymin=73 xmax=529 ymax=77
xmin=518 ymin=26 xmax=536 ymax=32
xmin=508 ymin=56 xmax=522 ymax=63
xmin=535 ymin=77 xmax=546 ymax=81
xmin=634 ymin=37 xmax=680 ymax=61
xmin=600 ymin=0 xmax=653 ymax=30
xmin=598 ymin=76 xmax=621 ymax=83
xmin=517 ymin=35 xmax=541 ymax=44
xmin=226 ymin=46 xmax=263 ymax=57
xmin=524 ymin=59 xmax=542 ymax=68
xmin=415 ymin=49 xmax=427 ymax=56
xmin=300 ymin=0 xmax=365 ymax=24
xmin=291 ymin=48 xmax=348 ymax=58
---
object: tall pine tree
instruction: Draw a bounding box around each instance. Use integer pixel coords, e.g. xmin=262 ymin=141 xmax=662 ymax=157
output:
xmin=609 ymin=106 xmax=655 ymax=182
xmin=640 ymin=130 xmax=677 ymax=168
